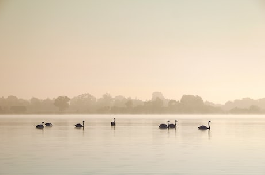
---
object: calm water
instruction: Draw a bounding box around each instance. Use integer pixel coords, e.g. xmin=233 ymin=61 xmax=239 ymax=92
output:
xmin=1 ymin=115 xmax=265 ymax=175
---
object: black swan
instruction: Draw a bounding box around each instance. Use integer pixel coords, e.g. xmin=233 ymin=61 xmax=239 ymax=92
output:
xmin=111 ymin=118 xmax=115 ymax=126
xmin=75 ymin=121 xmax=84 ymax=128
xmin=159 ymin=121 xmax=170 ymax=129
xmin=168 ymin=120 xmax=177 ymax=128
xmin=36 ymin=122 xmax=44 ymax=129
xmin=198 ymin=121 xmax=211 ymax=130
xmin=45 ymin=122 xmax=52 ymax=126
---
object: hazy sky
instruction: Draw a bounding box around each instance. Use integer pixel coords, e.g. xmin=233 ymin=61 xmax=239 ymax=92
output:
xmin=1 ymin=0 xmax=265 ymax=104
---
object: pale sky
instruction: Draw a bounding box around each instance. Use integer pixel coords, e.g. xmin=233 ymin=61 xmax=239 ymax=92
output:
xmin=1 ymin=0 xmax=265 ymax=104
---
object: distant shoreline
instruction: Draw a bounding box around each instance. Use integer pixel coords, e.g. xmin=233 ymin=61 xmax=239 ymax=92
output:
xmin=1 ymin=94 xmax=265 ymax=115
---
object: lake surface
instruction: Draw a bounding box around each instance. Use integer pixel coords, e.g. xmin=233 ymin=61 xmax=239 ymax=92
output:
xmin=1 ymin=115 xmax=265 ymax=175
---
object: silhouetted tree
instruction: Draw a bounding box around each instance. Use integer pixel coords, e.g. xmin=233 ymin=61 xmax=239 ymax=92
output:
xmin=54 ymin=96 xmax=70 ymax=112
xmin=97 ymin=93 xmax=113 ymax=112
xmin=168 ymin=100 xmax=178 ymax=107
xmin=179 ymin=95 xmax=204 ymax=113
xmin=70 ymin=93 xmax=96 ymax=113
xmin=151 ymin=97 xmax=164 ymax=113
xmin=223 ymin=98 xmax=259 ymax=111
xmin=248 ymin=105 xmax=260 ymax=114
xmin=229 ymin=107 xmax=248 ymax=114
xmin=42 ymin=98 xmax=57 ymax=113
xmin=30 ymin=97 xmax=41 ymax=113
xmin=31 ymin=97 xmax=41 ymax=106
xmin=180 ymin=95 xmax=203 ymax=106
xmin=5 ymin=91 xmax=265 ymax=114
xmin=6 ymin=95 xmax=19 ymax=106
xmin=10 ymin=106 xmax=27 ymax=113
xmin=153 ymin=97 xmax=163 ymax=108
xmin=167 ymin=100 xmax=179 ymax=113
xmin=125 ymin=99 xmax=133 ymax=108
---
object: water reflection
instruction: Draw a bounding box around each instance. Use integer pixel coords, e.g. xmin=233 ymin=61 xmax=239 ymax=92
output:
xmin=74 ymin=127 xmax=84 ymax=130
xmin=208 ymin=130 xmax=211 ymax=139
xmin=1 ymin=115 xmax=265 ymax=175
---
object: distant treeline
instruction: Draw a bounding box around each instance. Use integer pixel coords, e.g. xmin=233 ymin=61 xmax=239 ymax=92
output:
xmin=0 ymin=92 xmax=265 ymax=114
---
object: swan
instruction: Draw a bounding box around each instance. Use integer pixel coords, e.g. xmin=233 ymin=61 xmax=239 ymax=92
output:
xmin=75 ymin=121 xmax=84 ymax=128
xmin=45 ymin=122 xmax=52 ymax=126
xmin=111 ymin=118 xmax=115 ymax=126
xmin=198 ymin=121 xmax=211 ymax=130
xmin=168 ymin=120 xmax=177 ymax=128
xmin=36 ymin=122 xmax=44 ymax=129
xmin=159 ymin=121 xmax=170 ymax=129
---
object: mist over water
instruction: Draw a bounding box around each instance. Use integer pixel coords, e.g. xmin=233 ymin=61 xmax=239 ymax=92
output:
xmin=1 ymin=1 xmax=265 ymax=174
xmin=2 ymin=93 xmax=265 ymax=115
xmin=1 ymin=115 xmax=265 ymax=175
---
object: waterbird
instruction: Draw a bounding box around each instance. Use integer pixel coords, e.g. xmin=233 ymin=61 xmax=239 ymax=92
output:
xmin=159 ymin=121 xmax=170 ymax=129
xmin=111 ymin=118 xmax=116 ymax=126
xmin=36 ymin=122 xmax=44 ymax=129
xmin=198 ymin=121 xmax=211 ymax=130
xmin=45 ymin=122 xmax=52 ymax=126
xmin=168 ymin=120 xmax=177 ymax=129
xmin=75 ymin=121 xmax=84 ymax=128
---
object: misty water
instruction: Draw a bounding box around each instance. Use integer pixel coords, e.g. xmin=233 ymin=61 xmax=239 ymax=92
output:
xmin=1 ymin=115 xmax=265 ymax=175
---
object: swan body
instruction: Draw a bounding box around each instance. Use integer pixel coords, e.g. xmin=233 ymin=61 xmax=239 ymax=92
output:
xmin=45 ymin=123 xmax=52 ymax=126
xmin=198 ymin=121 xmax=211 ymax=130
xmin=75 ymin=121 xmax=84 ymax=127
xmin=159 ymin=124 xmax=168 ymax=129
xmin=159 ymin=121 xmax=170 ymax=129
xmin=36 ymin=122 xmax=44 ymax=129
xmin=168 ymin=120 xmax=177 ymax=128
xmin=111 ymin=118 xmax=115 ymax=126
